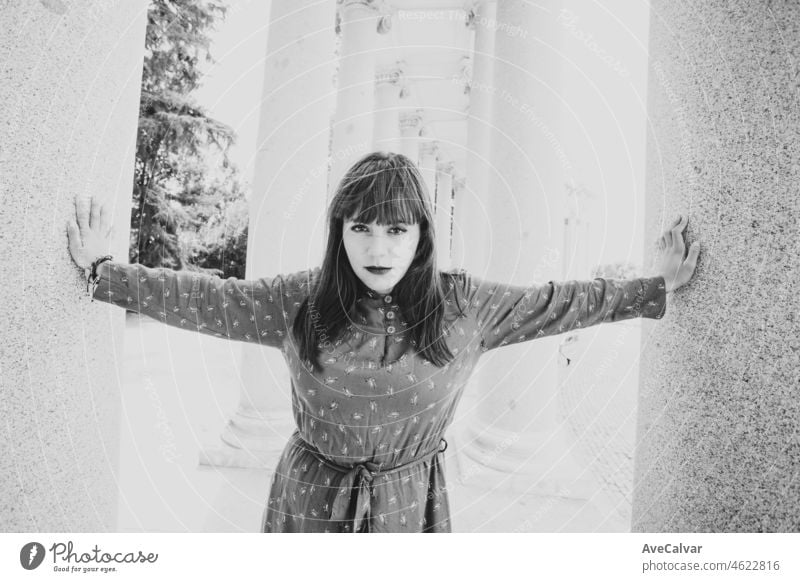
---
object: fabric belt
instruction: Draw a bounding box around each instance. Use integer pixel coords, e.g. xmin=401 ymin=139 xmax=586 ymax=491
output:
xmin=294 ymin=434 xmax=448 ymax=533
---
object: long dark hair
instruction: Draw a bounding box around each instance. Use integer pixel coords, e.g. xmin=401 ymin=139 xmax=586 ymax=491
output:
xmin=290 ymin=151 xmax=465 ymax=373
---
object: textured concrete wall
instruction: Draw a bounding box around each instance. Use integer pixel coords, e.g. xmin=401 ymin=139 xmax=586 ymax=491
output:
xmin=0 ymin=1 xmax=147 ymax=531
xmin=633 ymin=1 xmax=800 ymax=532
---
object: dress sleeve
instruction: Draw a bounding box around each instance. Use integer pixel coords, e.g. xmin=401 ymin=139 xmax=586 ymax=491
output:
xmin=91 ymin=261 xmax=314 ymax=348
xmin=459 ymin=271 xmax=667 ymax=352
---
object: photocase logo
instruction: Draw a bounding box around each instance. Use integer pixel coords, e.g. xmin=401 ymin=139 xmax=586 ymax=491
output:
xmin=17 ymin=540 xmax=158 ymax=574
xmin=19 ymin=542 xmax=46 ymax=570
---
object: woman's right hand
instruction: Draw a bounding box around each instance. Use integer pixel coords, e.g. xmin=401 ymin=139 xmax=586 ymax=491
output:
xmin=654 ymin=214 xmax=700 ymax=293
xmin=67 ymin=194 xmax=115 ymax=270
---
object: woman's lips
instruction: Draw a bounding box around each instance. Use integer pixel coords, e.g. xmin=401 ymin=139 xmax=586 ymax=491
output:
xmin=365 ymin=266 xmax=391 ymax=275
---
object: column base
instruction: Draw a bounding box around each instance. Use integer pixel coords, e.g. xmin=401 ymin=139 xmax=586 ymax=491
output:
xmin=455 ymin=423 xmax=601 ymax=499
xmin=199 ymin=411 xmax=294 ymax=470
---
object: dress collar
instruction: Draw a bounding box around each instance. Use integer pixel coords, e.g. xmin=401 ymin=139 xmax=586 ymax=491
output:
xmin=357 ymin=284 xmax=397 ymax=306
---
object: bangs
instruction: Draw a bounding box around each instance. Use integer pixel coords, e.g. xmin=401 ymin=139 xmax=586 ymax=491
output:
xmin=332 ymin=156 xmax=428 ymax=225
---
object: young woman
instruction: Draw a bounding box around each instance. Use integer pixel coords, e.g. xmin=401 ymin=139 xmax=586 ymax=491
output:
xmin=67 ymin=151 xmax=700 ymax=533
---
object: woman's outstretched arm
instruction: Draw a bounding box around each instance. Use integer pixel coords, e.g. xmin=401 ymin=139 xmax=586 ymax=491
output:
xmin=66 ymin=195 xmax=310 ymax=348
xmin=459 ymin=215 xmax=700 ymax=352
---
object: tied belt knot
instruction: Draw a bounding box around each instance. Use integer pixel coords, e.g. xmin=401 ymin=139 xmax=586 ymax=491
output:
xmin=298 ymin=435 xmax=448 ymax=533
xmin=355 ymin=464 xmax=374 ymax=484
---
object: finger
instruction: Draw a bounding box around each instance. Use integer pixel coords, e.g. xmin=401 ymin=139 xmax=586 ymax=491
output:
xmin=99 ymin=203 xmax=111 ymax=237
xmin=76 ymin=196 xmax=91 ymax=233
xmin=666 ymin=214 xmax=683 ymax=241
xmin=90 ymin=196 xmax=101 ymax=230
xmin=66 ymin=219 xmax=79 ymax=243
xmin=685 ymin=241 xmax=700 ymax=268
xmin=673 ymin=230 xmax=685 ymax=252
xmin=672 ymin=214 xmax=687 ymax=233
xmin=671 ymin=216 xmax=686 ymax=248
xmin=67 ymin=220 xmax=82 ymax=254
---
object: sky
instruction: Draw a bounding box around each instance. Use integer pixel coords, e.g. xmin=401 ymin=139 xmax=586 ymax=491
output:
xmin=193 ymin=0 xmax=272 ymax=187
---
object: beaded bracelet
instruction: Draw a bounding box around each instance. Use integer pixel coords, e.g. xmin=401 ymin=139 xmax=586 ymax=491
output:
xmin=87 ymin=255 xmax=114 ymax=301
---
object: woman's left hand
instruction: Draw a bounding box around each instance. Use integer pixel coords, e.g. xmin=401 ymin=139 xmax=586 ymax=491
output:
xmin=66 ymin=194 xmax=114 ymax=271
xmin=654 ymin=215 xmax=700 ymax=293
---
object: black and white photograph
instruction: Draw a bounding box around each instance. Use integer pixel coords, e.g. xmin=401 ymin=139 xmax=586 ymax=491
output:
xmin=1 ymin=0 xmax=798 ymax=577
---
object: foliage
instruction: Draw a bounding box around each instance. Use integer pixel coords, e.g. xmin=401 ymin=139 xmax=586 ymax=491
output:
xmin=591 ymin=261 xmax=641 ymax=280
xmin=177 ymin=151 xmax=250 ymax=279
xmin=131 ymin=0 xmax=249 ymax=277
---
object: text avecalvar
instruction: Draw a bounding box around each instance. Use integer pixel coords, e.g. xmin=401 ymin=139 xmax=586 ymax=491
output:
xmin=642 ymin=544 xmax=702 ymax=554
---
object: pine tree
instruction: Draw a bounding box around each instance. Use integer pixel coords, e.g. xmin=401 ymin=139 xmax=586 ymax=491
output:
xmin=132 ymin=0 xmax=247 ymax=274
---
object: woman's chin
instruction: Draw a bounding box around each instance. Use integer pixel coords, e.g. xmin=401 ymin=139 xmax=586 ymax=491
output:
xmin=370 ymin=284 xmax=394 ymax=294
xmin=363 ymin=275 xmax=395 ymax=294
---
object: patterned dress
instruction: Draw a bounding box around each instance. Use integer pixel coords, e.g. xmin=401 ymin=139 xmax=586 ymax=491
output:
xmin=93 ymin=261 xmax=667 ymax=532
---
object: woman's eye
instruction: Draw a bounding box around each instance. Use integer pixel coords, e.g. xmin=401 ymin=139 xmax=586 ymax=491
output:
xmin=349 ymin=224 xmax=406 ymax=234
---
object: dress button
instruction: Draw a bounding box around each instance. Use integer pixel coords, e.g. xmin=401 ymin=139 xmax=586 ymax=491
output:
xmin=386 ymin=325 xmax=396 ymax=334
xmin=384 ymin=295 xmax=392 ymax=304
xmin=386 ymin=311 xmax=395 ymax=320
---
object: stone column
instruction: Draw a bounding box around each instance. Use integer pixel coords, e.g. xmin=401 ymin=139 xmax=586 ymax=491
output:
xmin=399 ymin=110 xmax=423 ymax=163
xmin=562 ymin=183 xmax=594 ymax=279
xmin=448 ymin=1 xmax=497 ymax=455
xmin=200 ymin=0 xmax=338 ymax=468
xmin=453 ymin=0 xmax=496 ymax=272
xmin=0 ymin=1 xmax=148 ymax=531
xmin=435 ymin=160 xmax=455 ymax=270
xmin=418 ymin=139 xmax=439 ymax=206
xmin=450 ymin=176 xmax=468 ymax=267
xmin=373 ymin=63 xmax=405 ymax=153
xmin=460 ymin=0 xmax=585 ymax=495
xmin=632 ymin=0 xmax=800 ymax=532
xmin=329 ymin=0 xmax=391 ymax=190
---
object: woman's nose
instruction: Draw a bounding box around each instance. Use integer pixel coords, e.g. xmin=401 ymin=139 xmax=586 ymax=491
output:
xmin=367 ymin=236 xmax=391 ymax=257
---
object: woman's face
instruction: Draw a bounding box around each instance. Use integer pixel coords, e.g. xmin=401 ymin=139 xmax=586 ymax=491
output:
xmin=342 ymin=218 xmax=421 ymax=295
